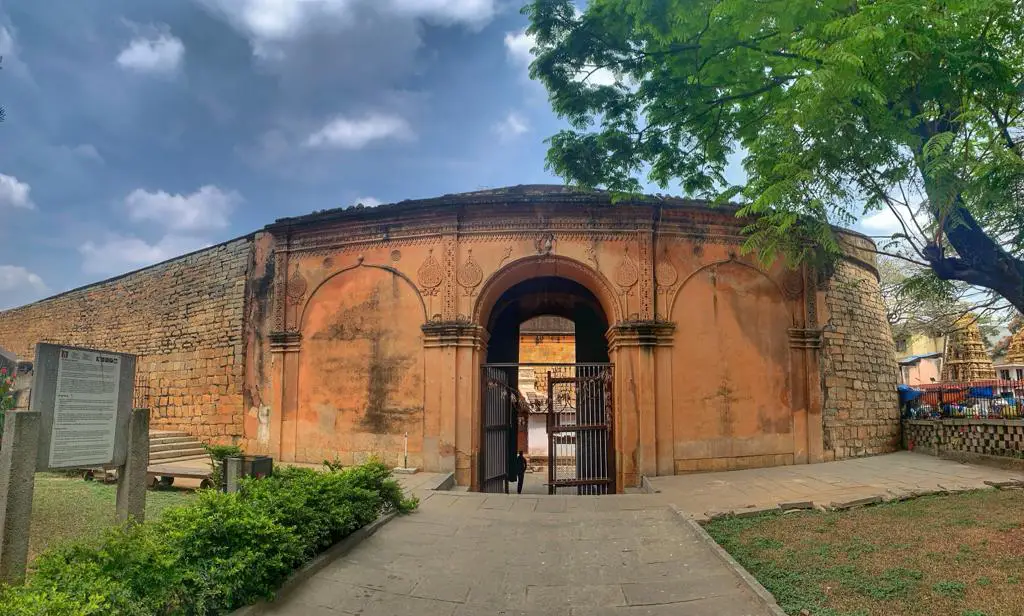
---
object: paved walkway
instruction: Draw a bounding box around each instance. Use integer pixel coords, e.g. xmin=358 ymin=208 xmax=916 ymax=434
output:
xmin=258 ymin=452 xmax=1024 ymax=615
xmin=650 ymin=451 xmax=1024 ymax=519
xmin=261 ymin=491 xmax=772 ymax=615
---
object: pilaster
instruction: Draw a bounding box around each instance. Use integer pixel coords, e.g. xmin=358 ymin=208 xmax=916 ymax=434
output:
xmin=422 ymin=321 xmax=487 ymax=486
xmin=606 ymin=320 xmax=675 ymax=487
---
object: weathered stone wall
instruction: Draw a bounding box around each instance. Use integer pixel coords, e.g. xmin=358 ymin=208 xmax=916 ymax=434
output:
xmin=904 ymin=419 xmax=1024 ymax=469
xmin=821 ymin=237 xmax=901 ymax=459
xmin=0 ymin=238 xmax=253 ymax=444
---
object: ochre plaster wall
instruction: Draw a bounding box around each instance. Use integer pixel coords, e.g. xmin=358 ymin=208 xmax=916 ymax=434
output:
xmin=0 ymin=238 xmax=254 ymax=444
xmin=670 ymin=255 xmax=797 ymax=472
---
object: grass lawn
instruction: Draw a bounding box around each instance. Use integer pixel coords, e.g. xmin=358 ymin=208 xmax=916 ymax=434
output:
xmin=704 ymin=489 xmax=1024 ymax=616
xmin=28 ymin=473 xmax=196 ymax=562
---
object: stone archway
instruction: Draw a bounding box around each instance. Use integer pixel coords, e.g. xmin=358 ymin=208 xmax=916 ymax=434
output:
xmin=473 ymin=257 xmax=618 ymax=494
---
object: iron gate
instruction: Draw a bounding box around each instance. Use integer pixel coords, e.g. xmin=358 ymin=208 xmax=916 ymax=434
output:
xmin=547 ymin=364 xmax=614 ymax=495
xmin=480 ymin=366 xmax=523 ymax=493
xmin=480 ymin=363 xmax=614 ymax=495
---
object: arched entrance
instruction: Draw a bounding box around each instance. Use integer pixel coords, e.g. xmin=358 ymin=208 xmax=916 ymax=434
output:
xmin=478 ymin=271 xmax=615 ymax=495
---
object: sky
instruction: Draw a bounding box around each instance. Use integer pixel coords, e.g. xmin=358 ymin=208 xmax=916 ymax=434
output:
xmin=0 ymin=0 xmax=895 ymax=310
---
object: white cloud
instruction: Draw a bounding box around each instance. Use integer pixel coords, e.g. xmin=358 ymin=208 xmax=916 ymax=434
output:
xmin=0 ymin=25 xmax=14 ymax=59
xmin=352 ymin=196 xmax=382 ymax=207
xmin=200 ymin=0 xmax=498 ymax=57
xmin=504 ymin=30 xmax=534 ymax=68
xmin=305 ymin=113 xmax=412 ymax=149
xmin=494 ymin=111 xmax=530 ymax=140
xmin=124 ymin=185 xmax=239 ymax=232
xmin=390 ymin=0 xmax=496 ymax=26
xmin=0 ymin=266 xmax=47 ymax=294
xmin=79 ymin=234 xmax=210 ymax=276
xmin=504 ymin=28 xmax=619 ymax=87
xmin=860 ymin=209 xmax=904 ymax=236
xmin=0 ymin=174 xmax=34 ymax=209
xmin=116 ymin=32 xmax=185 ymax=74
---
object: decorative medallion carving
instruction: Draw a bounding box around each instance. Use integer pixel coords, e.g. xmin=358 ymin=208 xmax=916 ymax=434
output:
xmin=535 ymin=232 xmax=555 ymax=255
xmin=286 ymin=268 xmax=308 ymax=304
xmin=417 ymin=249 xmax=443 ymax=296
xmin=614 ymin=247 xmax=639 ymax=290
xmin=781 ymin=269 xmax=804 ymax=300
xmin=457 ymin=248 xmax=483 ymax=295
xmin=322 ymin=257 xmax=334 ymax=269
xmin=390 ymin=249 xmax=401 ymax=263
xmin=655 ymin=251 xmax=677 ymax=288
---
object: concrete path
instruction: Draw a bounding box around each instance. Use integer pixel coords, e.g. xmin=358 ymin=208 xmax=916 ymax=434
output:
xmin=650 ymin=451 xmax=1024 ymax=519
xmin=261 ymin=491 xmax=773 ymax=616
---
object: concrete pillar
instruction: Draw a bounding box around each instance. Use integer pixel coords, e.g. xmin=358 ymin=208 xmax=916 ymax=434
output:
xmin=116 ymin=408 xmax=150 ymax=525
xmin=0 ymin=410 xmax=40 ymax=584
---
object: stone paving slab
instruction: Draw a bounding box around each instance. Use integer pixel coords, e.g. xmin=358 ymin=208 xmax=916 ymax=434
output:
xmin=650 ymin=451 xmax=1024 ymax=519
xmin=259 ymin=491 xmax=775 ymax=616
xmin=256 ymin=452 xmax=1024 ymax=615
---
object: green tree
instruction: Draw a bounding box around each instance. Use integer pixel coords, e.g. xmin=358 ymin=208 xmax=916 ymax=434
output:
xmin=526 ymin=0 xmax=1024 ymax=311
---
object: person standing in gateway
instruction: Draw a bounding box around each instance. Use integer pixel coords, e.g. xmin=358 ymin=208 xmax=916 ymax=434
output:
xmin=515 ymin=451 xmax=527 ymax=494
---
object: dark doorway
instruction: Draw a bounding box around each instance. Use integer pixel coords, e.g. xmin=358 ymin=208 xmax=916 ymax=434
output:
xmin=479 ymin=277 xmax=614 ymax=495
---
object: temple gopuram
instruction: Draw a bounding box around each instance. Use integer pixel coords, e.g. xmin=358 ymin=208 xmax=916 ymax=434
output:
xmin=941 ymin=315 xmax=997 ymax=382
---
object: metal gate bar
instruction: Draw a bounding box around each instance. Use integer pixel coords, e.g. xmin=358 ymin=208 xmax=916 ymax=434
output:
xmin=481 ymin=362 xmax=614 ymax=495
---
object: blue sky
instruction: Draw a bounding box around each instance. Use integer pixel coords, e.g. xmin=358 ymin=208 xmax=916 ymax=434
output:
xmin=0 ymin=0 xmax=895 ymax=310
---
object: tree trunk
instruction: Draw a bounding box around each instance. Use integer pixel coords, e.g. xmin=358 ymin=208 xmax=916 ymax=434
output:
xmin=922 ymin=200 xmax=1024 ymax=314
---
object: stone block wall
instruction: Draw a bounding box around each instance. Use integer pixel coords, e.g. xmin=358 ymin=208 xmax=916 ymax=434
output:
xmin=0 ymin=238 xmax=253 ymax=444
xmin=821 ymin=246 xmax=901 ymax=460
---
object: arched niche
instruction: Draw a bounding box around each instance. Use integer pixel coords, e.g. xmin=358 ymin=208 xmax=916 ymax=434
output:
xmin=670 ymin=259 xmax=795 ymax=465
xmin=295 ymin=265 xmax=426 ymax=467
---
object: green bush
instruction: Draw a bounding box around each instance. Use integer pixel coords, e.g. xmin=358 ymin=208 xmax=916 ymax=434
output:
xmin=0 ymin=460 xmax=416 ymax=615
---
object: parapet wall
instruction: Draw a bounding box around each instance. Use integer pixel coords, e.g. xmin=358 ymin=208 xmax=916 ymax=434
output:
xmin=0 ymin=238 xmax=254 ymax=444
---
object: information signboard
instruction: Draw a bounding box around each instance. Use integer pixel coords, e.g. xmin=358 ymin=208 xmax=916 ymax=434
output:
xmin=30 ymin=343 xmax=135 ymax=471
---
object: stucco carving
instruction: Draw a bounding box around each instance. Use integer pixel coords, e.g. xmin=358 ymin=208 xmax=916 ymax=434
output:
xmin=586 ymin=240 xmax=599 ymax=270
xmin=781 ymin=269 xmax=804 ymax=300
xmin=286 ymin=267 xmax=308 ymax=304
xmin=457 ymin=248 xmax=484 ymax=295
xmin=615 ymin=248 xmax=639 ymax=291
xmin=417 ymin=249 xmax=443 ymax=296
xmin=498 ymin=245 xmax=513 ymax=268
xmin=535 ymin=232 xmax=555 ymax=255
xmin=442 ymin=236 xmax=457 ymax=319
xmin=390 ymin=249 xmax=401 ymax=263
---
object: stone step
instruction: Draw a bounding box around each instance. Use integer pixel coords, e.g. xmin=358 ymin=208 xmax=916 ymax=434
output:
xmin=150 ymin=447 xmax=207 ymax=461
xmin=150 ymin=435 xmax=195 ymax=444
xmin=150 ymin=430 xmax=189 ymax=439
xmin=150 ymin=441 xmax=205 ymax=453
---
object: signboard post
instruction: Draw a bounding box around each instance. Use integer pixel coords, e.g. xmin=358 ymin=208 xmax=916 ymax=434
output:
xmin=0 ymin=343 xmax=145 ymax=584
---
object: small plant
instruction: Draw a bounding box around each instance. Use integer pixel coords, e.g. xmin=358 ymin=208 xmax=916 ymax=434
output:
xmin=204 ymin=444 xmax=243 ymax=490
xmin=933 ymin=580 xmax=967 ymax=599
xmin=323 ymin=456 xmax=345 ymax=472
xmin=0 ymin=367 xmax=15 ymax=448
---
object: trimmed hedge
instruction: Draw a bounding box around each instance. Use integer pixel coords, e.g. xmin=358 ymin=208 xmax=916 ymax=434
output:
xmin=0 ymin=460 xmax=417 ymax=615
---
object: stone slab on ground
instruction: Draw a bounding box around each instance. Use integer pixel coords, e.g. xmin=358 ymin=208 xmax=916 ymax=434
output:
xmin=649 ymin=451 xmax=1024 ymax=518
xmin=258 ymin=491 xmax=776 ymax=616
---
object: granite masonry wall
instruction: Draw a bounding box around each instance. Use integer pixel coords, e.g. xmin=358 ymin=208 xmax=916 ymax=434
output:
xmin=821 ymin=238 xmax=902 ymax=460
xmin=0 ymin=237 xmax=254 ymax=444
